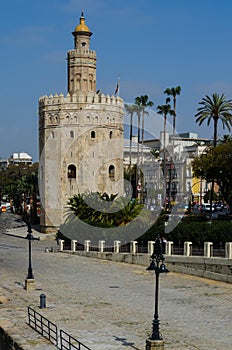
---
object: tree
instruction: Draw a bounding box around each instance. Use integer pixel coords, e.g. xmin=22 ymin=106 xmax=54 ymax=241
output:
xmin=135 ymin=95 xmax=154 ymax=163
xmin=164 ymin=86 xmax=181 ymax=139
xmin=0 ymin=163 xmax=39 ymax=218
xmin=195 ymin=93 xmax=232 ymax=147
xmin=67 ymin=191 xmax=144 ymax=227
xmin=195 ymin=93 xmax=232 ymax=214
xmin=125 ymin=104 xmax=138 ymax=187
xmin=157 ymin=103 xmax=175 ymax=207
xmin=135 ymin=95 xmax=154 ymax=201
xmin=192 ymin=141 xmax=232 ymax=210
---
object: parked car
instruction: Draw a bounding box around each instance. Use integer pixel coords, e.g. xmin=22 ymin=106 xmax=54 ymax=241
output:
xmin=1 ymin=202 xmax=11 ymax=213
xmin=201 ymin=203 xmax=215 ymax=213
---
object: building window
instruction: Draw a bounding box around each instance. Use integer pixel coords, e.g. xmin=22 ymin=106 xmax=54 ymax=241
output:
xmin=91 ymin=131 xmax=96 ymax=139
xmin=109 ymin=131 xmax=113 ymax=139
xmin=109 ymin=165 xmax=115 ymax=179
xmin=68 ymin=164 xmax=76 ymax=179
xmin=51 ymin=131 xmax=55 ymax=139
xmin=70 ymin=130 xmax=74 ymax=138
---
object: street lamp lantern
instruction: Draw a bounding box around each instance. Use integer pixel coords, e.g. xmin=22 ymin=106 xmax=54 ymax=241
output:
xmin=146 ymin=235 xmax=169 ymax=350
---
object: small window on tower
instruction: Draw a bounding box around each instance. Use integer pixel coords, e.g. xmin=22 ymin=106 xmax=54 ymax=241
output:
xmin=82 ymin=42 xmax=86 ymax=47
xmin=109 ymin=165 xmax=115 ymax=179
xmin=91 ymin=131 xmax=96 ymax=139
xmin=109 ymin=131 xmax=113 ymax=139
xmin=68 ymin=165 xmax=76 ymax=179
xmin=70 ymin=131 xmax=74 ymax=138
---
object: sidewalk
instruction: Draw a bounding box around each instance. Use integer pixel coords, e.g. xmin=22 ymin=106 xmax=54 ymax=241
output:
xmin=3 ymin=221 xmax=56 ymax=241
xmin=1 ymin=228 xmax=232 ymax=349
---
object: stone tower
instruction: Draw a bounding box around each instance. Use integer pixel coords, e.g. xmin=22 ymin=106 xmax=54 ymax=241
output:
xmin=39 ymin=13 xmax=124 ymax=233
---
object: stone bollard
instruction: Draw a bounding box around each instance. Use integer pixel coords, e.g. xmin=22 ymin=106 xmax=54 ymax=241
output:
xmin=114 ymin=240 xmax=121 ymax=253
xmin=84 ymin=240 xmax=91 ymax=252
xmin=130 ymin=241 xmax=138 ymax=254
xmin=225 ymin=242 xmax=232 ymax=259
xmin=71 ymin=240 xmax=77 ymax=252
xmin=59 ymin=239 xmax=65 ymax=251
xmin=166 ymin=241 xmax=173 ymax=256
xmin=148 ymin=241 xmax=155 ymax=255
xmin=204 ymin=242 xmax=213 ymax=257
xmin=184 ymin=241 xmax=192 ymax=256
xmin=98 ymin=240 xmax=105 ymax=252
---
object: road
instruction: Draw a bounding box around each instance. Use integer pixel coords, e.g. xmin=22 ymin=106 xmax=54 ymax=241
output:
xmin=0 ymin=225 xmax=232 ymax=349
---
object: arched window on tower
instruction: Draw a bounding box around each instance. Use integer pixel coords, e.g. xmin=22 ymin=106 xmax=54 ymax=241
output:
xmin=70 ymin=130 xmax=74 ymax=138
xmin=109 ymin=165 xmax=115 ymax=179
xmin=109 ymin=131 xmax=113 ymax=139
xmin=67 ymin=165 xmax=76 ymax=179
xmin=91 ymin=130 xmax=96 ymax=139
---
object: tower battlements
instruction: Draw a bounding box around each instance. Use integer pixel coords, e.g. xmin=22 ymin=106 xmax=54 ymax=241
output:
xmin=39 ymin=92 xmax=124 ymax=110
xmin=68 ymin=49 xmax=96 ymax=56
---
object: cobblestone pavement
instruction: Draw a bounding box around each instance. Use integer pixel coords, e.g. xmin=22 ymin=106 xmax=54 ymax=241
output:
xmin=1 ymin=219 xmax=232 ymax=349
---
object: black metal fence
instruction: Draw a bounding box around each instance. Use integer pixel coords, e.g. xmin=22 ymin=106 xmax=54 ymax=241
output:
xmin=28 ymin=306 xmax=58 ymax=346
xmin=27 ymin=307 xmax=92 ymax=350
xmin=60 ymin=329 xmax=92 ymax=350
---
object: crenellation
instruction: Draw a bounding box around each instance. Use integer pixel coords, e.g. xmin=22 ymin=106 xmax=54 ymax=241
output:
xmin=68 ymin=49 xmax=96 ymax=56
xmin=39 ymin=92 xmax=124 ymax=109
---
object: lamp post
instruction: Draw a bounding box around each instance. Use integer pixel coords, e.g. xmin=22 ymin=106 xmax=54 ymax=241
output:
xmin=25 ymin=219 xmax=36 ymax=290
xmin=146 ymin=235 xmax=169 ymax=350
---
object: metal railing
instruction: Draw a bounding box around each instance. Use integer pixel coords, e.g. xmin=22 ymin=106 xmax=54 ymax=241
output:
xmin=60 ymin=329 xmax=92 ymax=350
xmin=28 ymin=307 xmax=92 ymax=350
xmin=28 ymin=306 xmax=58 ymax=346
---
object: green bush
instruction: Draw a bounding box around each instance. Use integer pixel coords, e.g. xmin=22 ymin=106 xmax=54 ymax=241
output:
xmin=138 ymin=216 xmax=232 ymax=245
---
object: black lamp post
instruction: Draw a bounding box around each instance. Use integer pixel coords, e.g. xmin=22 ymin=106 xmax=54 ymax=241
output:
xmin=146 ymin=235 xmax=169 ymax=348
xmin=26 ymin=219 xmax=34 ymax=280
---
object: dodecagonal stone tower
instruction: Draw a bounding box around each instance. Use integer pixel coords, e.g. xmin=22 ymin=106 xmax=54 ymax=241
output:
xmin=39 ymin=13 xmax=124 ymax=233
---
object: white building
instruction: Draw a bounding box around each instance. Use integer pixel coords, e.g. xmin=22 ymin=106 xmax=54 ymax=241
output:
xmin=8 ymin=152 xmax=32 ymax=165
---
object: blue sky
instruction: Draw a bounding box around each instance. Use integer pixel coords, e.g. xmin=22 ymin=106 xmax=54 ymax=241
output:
xmin=1 ymin=0 xmax=232 ymax=161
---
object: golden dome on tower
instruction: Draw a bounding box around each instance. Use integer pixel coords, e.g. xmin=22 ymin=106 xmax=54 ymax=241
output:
xmin=75 ymin=12 xmax=91 ymax=33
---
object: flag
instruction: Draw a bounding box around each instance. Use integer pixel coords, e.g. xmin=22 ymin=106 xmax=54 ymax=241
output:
xmin=114 ymin=78 xmax=120 ymax=95
xmin=115 ymin=83 xmax=119 ymax=94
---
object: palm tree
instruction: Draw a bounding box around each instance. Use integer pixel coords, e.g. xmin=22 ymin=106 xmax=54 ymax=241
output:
xmin=195 ymin=93 xmax=232 ymax=147
xmin=164 ymin=86 xmax=181 ymax=140
xmin=125 ymin=104 xmax=137 ymax=186
xmin=157 ymin=103 xmax=175 ymax=208
xmin=135 ymin=95 xmax=154 ymax=202
xmin=195 ymin=93 xmax=232 ymax=214
xmin=135 ymin=95 xmax=154 ymax=163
